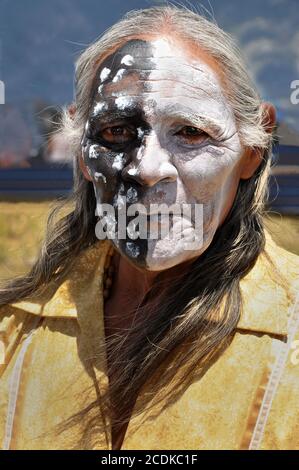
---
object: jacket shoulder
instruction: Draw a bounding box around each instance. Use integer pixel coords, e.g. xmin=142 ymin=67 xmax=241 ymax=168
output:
xmin=264 ymin=231 xmax=299 ymax=296
xmin=258 ymin=234 xmax=299 ymax=448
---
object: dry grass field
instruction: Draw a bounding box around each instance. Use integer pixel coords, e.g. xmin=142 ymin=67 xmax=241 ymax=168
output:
xmin=0 ymin=201 xmax=58 ymax=281
xmin=0 ymin=201 xmax=298 ymax=282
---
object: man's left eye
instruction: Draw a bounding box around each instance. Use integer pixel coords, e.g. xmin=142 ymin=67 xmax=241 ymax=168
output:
xmin=174 ymin=126 xmax=209 ymax=144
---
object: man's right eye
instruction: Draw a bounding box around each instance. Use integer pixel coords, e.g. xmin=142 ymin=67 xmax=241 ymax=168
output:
xmin=99 ymin=125 xmax=136 ymax=144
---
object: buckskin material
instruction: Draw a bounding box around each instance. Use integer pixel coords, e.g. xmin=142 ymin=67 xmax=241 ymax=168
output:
xmin=0 ymin=231 xmax=298 ymax=450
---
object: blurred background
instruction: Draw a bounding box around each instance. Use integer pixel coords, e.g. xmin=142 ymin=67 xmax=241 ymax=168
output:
xmin=0 ymin=0 xmax=298 ymax=280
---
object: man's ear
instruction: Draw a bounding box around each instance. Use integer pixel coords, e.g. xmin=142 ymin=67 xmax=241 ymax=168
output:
xmin=68 ymin=103 xmax=76 ymax=118
xmin=240 ymin=102 xmax=276 ymax=180
xmin=260 ymin=101 xmax=276 ymax=134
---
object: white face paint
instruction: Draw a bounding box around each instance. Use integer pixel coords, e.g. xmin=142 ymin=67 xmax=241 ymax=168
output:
xmin=100 ymin=67 xmax=111 ymax=82
xmin=137 ymin=39 xmax=241 ymax=269
xmin=121 ymin=54 xmax=135 ymax=66
xmin=83 ymin=38 xmax=245 ymax=271
xmin=114 ymin=96 xmax=133 ymax=110
xmin=92 ymin=101 xmax=107 ymax=116
xmin=112 ymin=68 xmax=127 ymax=83
xmin=112 ymin=153 xmax=125 ymax=171
xmin=94 ymin=171 xmax=107 ymax=183
xmin=88 ymin=144 xmax=99 ymax=159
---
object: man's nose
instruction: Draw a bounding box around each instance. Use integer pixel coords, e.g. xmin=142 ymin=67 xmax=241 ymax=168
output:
xmin=121 ymin=132 xmax=178 ymax=187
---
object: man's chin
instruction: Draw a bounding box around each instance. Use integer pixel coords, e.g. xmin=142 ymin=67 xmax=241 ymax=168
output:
xmin=143 ymin=238 xmax=204 ymax=271
xmin=110 ymin=229 xmax=213 ymax=272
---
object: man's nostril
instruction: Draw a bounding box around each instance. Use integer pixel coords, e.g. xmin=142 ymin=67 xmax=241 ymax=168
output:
xmin=161 ymin=176 xmax=176 ymax=183
xmin=122 ymin=170 xmax=143 ymax=187
xmin=122 ymin=166 xmax=139 ymax=181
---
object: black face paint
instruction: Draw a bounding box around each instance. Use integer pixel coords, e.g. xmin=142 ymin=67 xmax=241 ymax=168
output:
xmin=81 ymin=40 xmax=157 ymax=268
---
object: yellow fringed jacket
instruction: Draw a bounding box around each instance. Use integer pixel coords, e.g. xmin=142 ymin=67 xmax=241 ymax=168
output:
xmin=0 ymin=232 xmax=298 ymax=450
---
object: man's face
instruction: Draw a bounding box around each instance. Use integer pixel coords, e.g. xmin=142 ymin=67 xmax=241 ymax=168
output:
xmin=81 ymin=37 xmax=245 ymax=271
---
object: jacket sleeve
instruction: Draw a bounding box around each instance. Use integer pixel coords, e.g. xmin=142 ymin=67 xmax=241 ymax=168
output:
xmin=261 ymin=246 xmax=299 ymax=449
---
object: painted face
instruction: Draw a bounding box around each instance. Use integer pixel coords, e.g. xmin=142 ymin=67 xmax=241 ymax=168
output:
xmin=81 ymin=38 xmax=244 ymax=271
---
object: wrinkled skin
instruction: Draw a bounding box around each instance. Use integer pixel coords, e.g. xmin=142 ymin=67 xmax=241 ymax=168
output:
xmin=80 ymin=37 xmax=260 ymax=271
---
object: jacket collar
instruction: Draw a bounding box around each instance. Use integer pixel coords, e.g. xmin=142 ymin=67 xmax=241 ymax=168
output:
xmin=9 ymin=232 xmax=295 ymax=338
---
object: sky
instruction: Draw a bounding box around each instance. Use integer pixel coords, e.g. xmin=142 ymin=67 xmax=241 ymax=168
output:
xmin=0 ymin=0 xmax=298 ymax=148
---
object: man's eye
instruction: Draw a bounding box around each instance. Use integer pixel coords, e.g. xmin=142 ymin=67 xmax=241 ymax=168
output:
xmin=174 ymin=126 xmax=209 ymax=144
xmin=100 ymin=126 xmax=135 ymax=144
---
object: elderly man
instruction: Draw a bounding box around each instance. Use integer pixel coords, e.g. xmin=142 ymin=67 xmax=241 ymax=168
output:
xmin=0 ymin=6 xmax=298 ymax=450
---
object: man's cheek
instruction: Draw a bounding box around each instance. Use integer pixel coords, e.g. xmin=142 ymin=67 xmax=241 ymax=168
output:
xmin=180 ymin=172 xmax=225 ymax=204
xmin=81 ymin=152 xmax=113 ymax=206
xmin=178 ymin=156 xmax=236 ymax=201
xmin=201 ymin=197 xmax=221 ymax=232
xmin=200 ymin=169 xmax=241 ymax=234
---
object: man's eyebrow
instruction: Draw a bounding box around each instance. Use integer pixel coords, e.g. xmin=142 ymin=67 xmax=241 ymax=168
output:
xmin=90 ymin=105 xmax=143 ymax=122
xmin=158 ymin=106 xmax=226 ymax=137
xmin=90 ymin=103 xmax=226 ymax=137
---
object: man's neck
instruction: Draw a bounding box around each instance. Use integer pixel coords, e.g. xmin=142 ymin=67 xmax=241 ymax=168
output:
xmin=111 ymin=249 xmax=196 ymax=301
xmin=116 ymin=253 xmax=158 ymax=298
xmin=104 ymin=249 xmax=196 ymax=335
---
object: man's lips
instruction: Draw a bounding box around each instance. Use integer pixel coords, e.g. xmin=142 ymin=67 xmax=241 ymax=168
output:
xmin=127 ymin=204 xmax=184 ymax=216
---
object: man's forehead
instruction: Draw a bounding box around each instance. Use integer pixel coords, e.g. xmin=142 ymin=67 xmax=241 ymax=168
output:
xmin=94 ymin=39 xmax=156 ymax=81
xmin=88 ymin=38 xmax=230 ymax=127
xmin=93 ymin=38 xmax=221 ymax=91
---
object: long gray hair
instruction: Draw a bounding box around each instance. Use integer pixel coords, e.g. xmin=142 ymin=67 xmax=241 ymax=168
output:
xmin=0 ymin=5 xmax=274 ymax=448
